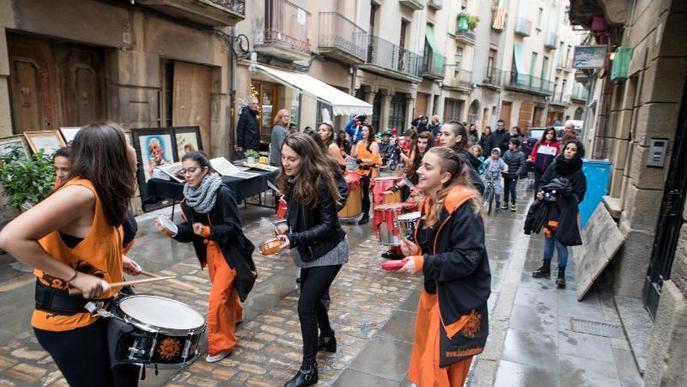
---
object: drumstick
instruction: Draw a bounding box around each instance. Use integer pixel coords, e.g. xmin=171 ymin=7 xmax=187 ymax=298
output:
xmin=68 ymin=276 xmax=176 ymax=295
xmin=140 ymin=270 xmax=196 ymax=290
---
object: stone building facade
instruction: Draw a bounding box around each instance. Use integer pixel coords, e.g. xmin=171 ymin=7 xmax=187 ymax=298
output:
xmin=569 ymin=0 xmax=687 ymax=385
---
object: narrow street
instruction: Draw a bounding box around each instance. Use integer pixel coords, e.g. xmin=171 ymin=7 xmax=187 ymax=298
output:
xmin=0 ymin=182 xmax=644 ymax=386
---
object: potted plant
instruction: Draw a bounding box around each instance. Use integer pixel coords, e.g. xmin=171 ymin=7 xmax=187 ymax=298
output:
xmin=457 ymin=11 xmax=470 ymax=32
xmin=468 ymin=15 xmax=480 ymax=31
xmin=0 ymin=147 xmax=55 ymax=212
xmin=244 ymin=149 xmax=259 ymax=164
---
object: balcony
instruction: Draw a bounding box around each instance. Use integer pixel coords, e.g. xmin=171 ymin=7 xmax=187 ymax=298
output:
xmin=544 ymin=32 xmax=558 ymax=49
xmin=254 ymin=0 xmax=311 ymax=61
xmin=399 ymin=0 xmax=425 ymax=10
xmin=482 ymin=67 xmax=503 ymax=88
xmin=318 ymin=12 xmax=368 ymax=64
xmin=514 ymin=17 xmax=532 ymax=37
xmin=550 ymin=92 xmax=570 ymax=106
xmin=361 ymin=35 xmax=422 ymax=82
xmin=442 ymin=69 xmax=473 ymax=93
xmin=571 ymin=84 xmax=590 ymax=102
xmin=427 ymin=0 xmax=442 ymax=10
xmin=135 ymin=0 xmax=245 ymax=26
xmin=504 ymin=72 xmax=554 ymax=96
xmin=421 ymin=51 xmax=445 ymax=80
xmin=453 ymin=30 xmax=476 ymax=45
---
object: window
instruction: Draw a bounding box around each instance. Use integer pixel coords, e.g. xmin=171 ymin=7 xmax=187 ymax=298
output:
xmin=537 ymin=8 xmax=543 ymax=30
xmin=530 ymin=52 xmax=538 ymax=76
xmin=454 ymin=47 xmax=464 ymax=77
xmin=541 ymin=56 xmax=549 ymax=80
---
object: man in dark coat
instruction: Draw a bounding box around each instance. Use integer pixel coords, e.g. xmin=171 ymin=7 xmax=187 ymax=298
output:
xmin=236 ymin=97 xmax=260 ymax=152
xmin=490 ymin=119 xmax=511 ymax=155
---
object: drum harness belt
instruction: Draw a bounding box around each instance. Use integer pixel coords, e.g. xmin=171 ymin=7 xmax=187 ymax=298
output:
xmin=34 ymin=280 xmax=113 ymax=316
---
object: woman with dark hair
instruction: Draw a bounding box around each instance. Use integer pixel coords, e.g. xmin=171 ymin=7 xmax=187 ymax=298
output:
xmin=351 ymin=123 xmax=382 ymax=225
xmin=317 ymin=122 xmax=346 ymax=166
xmin=398 ymin=146 xmax=490 ymax=387
xmin=529 ymin=127 xmax=560 ymax=191
xmin=479 ymin=126 xmax=492 ymax=157
xmin=274 ymin=134 xmax=348 ymax=387
xmin=337 ymin=130 xmax=351 ymax=156
xmin=437 ymin=121 xmax=485 ymax=194
xmin=155 ymin=151 xmax=256 ymax=363
xmin=53 ymin=146 xmax=72 ymax=187
xmin=0 ymin=122 xmax=142 ymax=386
xmin=532 ymin=140 xmax=587 ymax=288
xmin=468 ymin=123 xmax=479 ymax=146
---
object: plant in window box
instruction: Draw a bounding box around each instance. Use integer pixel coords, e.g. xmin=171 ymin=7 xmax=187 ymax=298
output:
xmin=468 ymin=15 xmax=480 ymax=31
xmin=0 ymin=147 xmax=55 ymax=212
xmin=244 ymin=149 xmax=259 ymax=164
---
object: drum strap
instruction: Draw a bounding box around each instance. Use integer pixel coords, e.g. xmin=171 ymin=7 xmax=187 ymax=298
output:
xmin=34 ymin=280 xmax=112 ymax=315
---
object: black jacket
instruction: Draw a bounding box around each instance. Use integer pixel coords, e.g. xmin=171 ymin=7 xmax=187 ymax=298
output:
xmin=286 ymin=178 xmax=346 ymax=261
xmin=503 ymin=148 xmax=527 ymax=177
xmin=539 ymin=159 xmax=587 ymax=246
xmin=174 ymin=186 xmax=256 ymax=302
xmin=490 ymin=128 xmax=511 ymax=155
xmin=456 ymin=149 xmax=485 ymax=195
xmin=237 ymin=107 xmax=260 ymax=150
xmin=416 ymin=187 xmax=491 ymax=367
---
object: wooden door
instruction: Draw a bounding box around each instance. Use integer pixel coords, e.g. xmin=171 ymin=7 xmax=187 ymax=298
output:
xmin=8 ymin=34 xmax=58 ymax=133
xmin=173 ymin=62 xmax=212 ymax=153
xmin=517 ymin=101 xmax=533 ymax=129
xmin=500 ymin=101 xmax=512 ymax=129
xmin=416 ymin=93 xmax=428 ymax=117
xmin=8 ymin=33 xmax=106 ymax=133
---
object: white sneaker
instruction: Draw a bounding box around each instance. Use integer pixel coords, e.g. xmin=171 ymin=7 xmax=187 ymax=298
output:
xmin=205 ymin=350 xmax=231 ymax=363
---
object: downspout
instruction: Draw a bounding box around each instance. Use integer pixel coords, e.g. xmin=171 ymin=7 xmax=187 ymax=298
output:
xmin=229 ymin=26 xmax=237 ymax=158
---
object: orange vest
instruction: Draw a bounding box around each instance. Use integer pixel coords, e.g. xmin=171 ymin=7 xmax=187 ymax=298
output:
xmin=32 ymin=178 xmax=124 ymax=332
xmin=354 ymin=141 xmax=382 ymax=178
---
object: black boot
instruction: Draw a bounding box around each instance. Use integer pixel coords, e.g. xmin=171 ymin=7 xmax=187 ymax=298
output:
xmin=318 ymin=332 xmax=337 ymax=353
xmin=284 ymin=362 xmax=318 ymax=387
xmin=532 ymin=260 xmax=551 ymax=278
xmin=556 ymin=267 xmax=566 ymax=288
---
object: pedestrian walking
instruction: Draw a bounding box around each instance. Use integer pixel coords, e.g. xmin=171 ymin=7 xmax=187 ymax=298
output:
xmin=437 ymin=121 xmax=485 ymax=194
xmin=270 ymin=109 xmax=290 ymax=167
xmin=351 ymin=123 xmax=382 ymax=225
xmin=502 ymin=138 xmax=527 ymax=211
xmin=531 ymin=140 xmax=587 ymax=288
xmin=398 ymin=146 xmax=490 ymax=387
xmin=236 ymin=97 xmax=260 ymax=153
xmin=155 ymin=151 xmax=256 ymax=363
xmin=274 ymin=134 xmax=348 ymax=387
xmin=529 ymin=127 xmax=560 ymax=191
xmin=0 ymin=122 xmax=143 ymax=386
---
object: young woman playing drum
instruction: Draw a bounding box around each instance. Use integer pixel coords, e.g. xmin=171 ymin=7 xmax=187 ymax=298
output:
xmin=351 ymin=123 xmax=382 ymax=225
xmin=274 ymin=134 xmax=348 ymax=387
xmin=0 ymin=122 xmax=143 ymax=386
xmin=437 ymin=121 xmax=485 ymax=194
xmin=155 ymin=151 xmax=256 ymax=363
xmin=398 ymin=147 xmax=491 ymax=387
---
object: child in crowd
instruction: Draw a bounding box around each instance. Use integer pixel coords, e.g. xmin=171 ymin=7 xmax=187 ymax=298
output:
xmin=482 ymin=148 xmax=508 ymax=209
xmin=502 ymin=138 xmax=527 ymax=211
xmin=469 ymin=144 xmax=485 ymax=175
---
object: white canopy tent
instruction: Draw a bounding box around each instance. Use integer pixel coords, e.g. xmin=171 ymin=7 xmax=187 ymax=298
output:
xmin=250 ymin=64 xmax=372 ymax=117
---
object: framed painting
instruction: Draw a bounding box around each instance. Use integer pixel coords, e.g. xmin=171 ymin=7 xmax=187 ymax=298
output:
xmin=131 ymin=128 xmax=177 ymax=212
xmin=24 ymin=131 xmax=66 ymax=156
xmin=59 ymin=127 xmax=81 ymax=145
xmin=0 ymin=135 xmax=31 ymax=159
xmin=172 ymin=126 xmax=203 ymax=159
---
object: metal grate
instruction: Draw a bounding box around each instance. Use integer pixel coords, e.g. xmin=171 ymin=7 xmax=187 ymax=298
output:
xmin=570 ymin=318 xmax=623 ymax=338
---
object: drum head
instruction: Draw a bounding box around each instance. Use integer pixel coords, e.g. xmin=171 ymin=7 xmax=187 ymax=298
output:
xmin=118 ymin=295 xmax=205 ymax=331
xmin=398 ymin=211 xmax=421 ymax=220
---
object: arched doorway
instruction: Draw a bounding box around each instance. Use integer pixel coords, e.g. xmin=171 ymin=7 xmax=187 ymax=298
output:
xmin=468 ymin=100 xmax=480 ymax=124
xmin=574 ymin=107 xmax=584 ymax=120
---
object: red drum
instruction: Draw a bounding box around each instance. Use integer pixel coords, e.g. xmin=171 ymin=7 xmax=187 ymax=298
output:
xmin=339 ymin=173 xmax=362 ymax=220
xmin=373 ymin=202 xmax=417 ymax=246
xmin=372 ymin=175 xmax=403 ymax=205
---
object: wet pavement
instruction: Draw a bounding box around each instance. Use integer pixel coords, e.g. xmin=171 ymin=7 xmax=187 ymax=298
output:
xmin=0 ymin=181 xmax=644 ymax=386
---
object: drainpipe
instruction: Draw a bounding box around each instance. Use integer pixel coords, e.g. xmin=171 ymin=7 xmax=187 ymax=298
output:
xmin=229 ymin=26 xmax=237 ymax=158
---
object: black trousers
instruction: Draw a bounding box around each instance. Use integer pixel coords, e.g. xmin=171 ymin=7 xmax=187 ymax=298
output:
xmin=34 ymin=319 xmax=140 ymax=387
xmin=360 ymin=175 xmax=371 ymax=218
xmin=298 ymin=264 xmax=342 ymax=366
xmin=534 ymin=168 xmax=544 ymax=195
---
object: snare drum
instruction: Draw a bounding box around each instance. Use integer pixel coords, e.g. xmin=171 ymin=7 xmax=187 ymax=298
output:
xmin=110 ymin=295 xmax=206 ymax=367
xmin=373 ymin=202 xmax=415 ymax=246
xmin=372 ymin=176 xmax=403 ymax=205
xmin=338 ymin=173 xmax=362 ymax=220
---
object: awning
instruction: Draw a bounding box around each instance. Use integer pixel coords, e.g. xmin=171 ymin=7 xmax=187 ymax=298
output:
xmin=250 ymin=64 xmax=373 ymax=116
xmin=425 ymin=25 xmax=446 ymax=69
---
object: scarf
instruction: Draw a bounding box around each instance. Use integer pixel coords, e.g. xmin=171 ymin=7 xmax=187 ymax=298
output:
xmin=554 ymin=156 xmax=582 ymax=176
xmin=183 ymin=173 xmax=223 ymax=213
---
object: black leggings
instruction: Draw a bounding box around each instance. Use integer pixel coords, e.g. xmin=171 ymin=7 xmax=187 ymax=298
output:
xmin=34 ymin=319 xmax=140 ymax=387
xmin=360 ymin=175 xmax=371 ymax=217
xmin=298 ymin=264 xmax=342 ymax=366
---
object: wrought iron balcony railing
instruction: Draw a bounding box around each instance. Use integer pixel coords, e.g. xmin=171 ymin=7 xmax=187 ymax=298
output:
xmin=254 ymin=0 xmax=311 ymax=60
xmin=482 ymin=67 xmax=503 ymax=86
xmin=421 ymin=50 xmax=446 ymax=79
xmin=544 ymin=32 xmax=558 ymax=49
xmin=365 ymin=34 xmax=422 ymax=78
xmin=318 ymin=12 xmax=368 ymax=63
xmin=514 ymin=17 xmax=532 ymax=37
xmin=505 ymin=72 xmax=554 ymax=95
